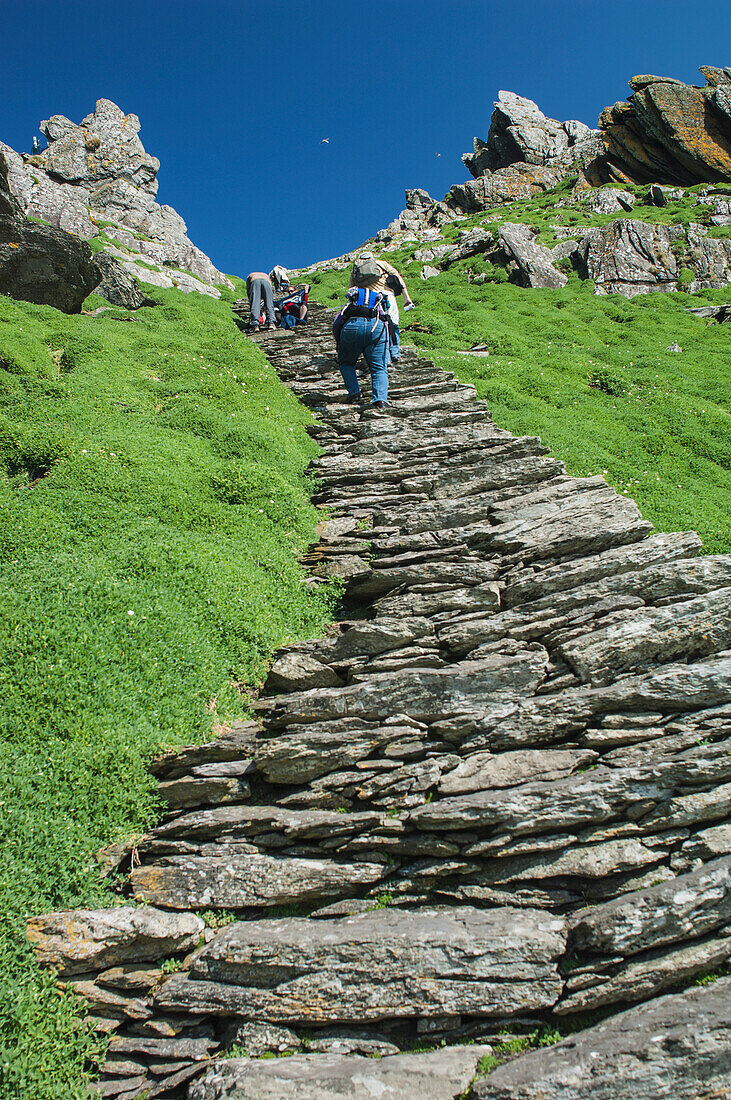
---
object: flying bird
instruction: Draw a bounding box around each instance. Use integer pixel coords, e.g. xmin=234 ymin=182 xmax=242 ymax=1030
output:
xmin=320 ymin=138 xmax=330 ymax=144
xmin=435 ymin=152 xmax=441 ymax=157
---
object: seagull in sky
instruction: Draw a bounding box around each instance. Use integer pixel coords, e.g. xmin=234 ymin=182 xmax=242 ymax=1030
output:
xmin=435 ymin=152 xmax=441 ymax=157
xmin=320 ymin=138 xmax=330 ymax=144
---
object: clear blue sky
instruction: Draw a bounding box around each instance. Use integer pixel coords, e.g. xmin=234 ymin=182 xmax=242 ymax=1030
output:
xmin=3 ymin=0 xmax=730 ymax=277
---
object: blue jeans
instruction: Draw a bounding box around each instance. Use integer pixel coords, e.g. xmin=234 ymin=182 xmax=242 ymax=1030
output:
xmin=337 ymin=317 xmax=389 ymax=404
xmin=248 ymin=278 xmax=275 ymax=326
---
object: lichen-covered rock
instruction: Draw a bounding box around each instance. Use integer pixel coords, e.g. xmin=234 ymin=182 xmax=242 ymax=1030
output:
xmin=129 ymin=852 xmax=384 ymax=910
xmin=25 ymin=907 xmax=204 ymax=977
xmin=472 ymin=979 xmax=731 ymax=1099
xmin=462 ymin=91 xmax=599 ymax=177
xmin=92 ymin=250 xmax=155 ymax=309
xmin=498 ymin=223 xmax=568 ymax=289
xmin=156 ymin=906 xmax=567 ymax=1022
xmin=0 ymin=159 xmax=103 ymax=312
xmin=190 ymin=1046 xmax=491 ymax=1100
xmin=568 ymin=856 xmax=731 ymax=957
xmin=576 ymin=218 xmax=682 ymax=296
xmin=1 ymin=100 xmax=230 ymax=292
xmin=601 ymin=68 xmax=731 ymax=185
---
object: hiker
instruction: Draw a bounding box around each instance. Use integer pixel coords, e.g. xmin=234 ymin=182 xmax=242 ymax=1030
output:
xmin=276 ymin=284 xmax=310 ymax=329
xmin=245 ymin=271 xmax=276 ymax=331
xmin=333 ymin=285 xmax=390 ymax=410
xmin=349 ymin=251 xmax=414 ymax=362
xmin=269 ymin=265 xmax=290 ymax=292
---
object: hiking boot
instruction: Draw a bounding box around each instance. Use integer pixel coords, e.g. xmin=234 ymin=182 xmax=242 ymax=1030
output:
xmin=372 ymin=401 xmax=389 ymax=409
xmin=246 ymin=323 xmax=260 ymax=333
xmin=345 ymin=393 xmax=362 ymax=405
xmin=267 ymin=323 xmax=277 ymax=330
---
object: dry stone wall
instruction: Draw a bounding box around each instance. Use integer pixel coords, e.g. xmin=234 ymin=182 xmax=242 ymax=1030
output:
xmin=28 ymin=303 xmax=731 ymax=1097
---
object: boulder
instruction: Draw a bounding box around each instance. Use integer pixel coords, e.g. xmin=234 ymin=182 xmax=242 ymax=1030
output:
xmin=92 ymin=250 xmax=155 ymax=309
xmin=25 ymin=907 xmax=204 ymax=977
xmin=448 ymin=164 xmax=562 ymax=213
xmin=498 ymin=223 xmax=568 ymax=288
xmin=190 ymin=1047 xmax=491 ymax=1100
xmin=576 ymin=218 xmax=681 ymax=296
xmin=0 ymin=150 xmax=102 ymax=313
xmin=1 ymin=101 xmax=231 ymax=292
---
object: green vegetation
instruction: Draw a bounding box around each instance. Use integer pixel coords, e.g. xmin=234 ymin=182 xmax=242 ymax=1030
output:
xmin=305 ymin=181 xmax=731 ymax=552
xmin=0 ymin=285 xmax=335 ymax=1098
xmin=475 ymin=1026 xmax=563 ymax=1077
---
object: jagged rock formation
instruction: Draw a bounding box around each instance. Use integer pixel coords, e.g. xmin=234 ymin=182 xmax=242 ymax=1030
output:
xmin=463 ymin=91 xmax=603 ymax=178
xmin=601 ymin=67 xmax=731 ymax=185
xmin=0 ymin=149 xmax=102 ymax=312
xmin=1 ymin=99 xmax=231 ymax=300
xmin=27 ymin=304 xmax=731 ymax=1097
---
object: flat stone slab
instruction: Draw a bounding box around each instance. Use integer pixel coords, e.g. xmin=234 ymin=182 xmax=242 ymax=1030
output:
xmin=155 ymin=906 xmax=566 ymax=1023
xmin=189 ymin=1046 xmax=490 ymax=1100
xmin=261 ymin=649 xmax=549 ymax=728
xmin=26 ymin=907 xmax=204 ymax=978
xmin=569 ymin=855 xmax=731 ymax=957
xmin=130 ymin=852 xmax=384 ymax=910
xmin=473 ymin=979 xmax=731 ymax=1099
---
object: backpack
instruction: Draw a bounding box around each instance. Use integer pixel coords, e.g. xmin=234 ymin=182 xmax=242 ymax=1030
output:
xmin=352 ymin=257 xmax=381 ymax=286
xmin=344 ymin=287 xmax=387 ymax=319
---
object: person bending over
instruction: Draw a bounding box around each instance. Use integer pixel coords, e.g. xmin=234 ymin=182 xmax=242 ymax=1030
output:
xmin=246 ymin=271 xmax=276 ymax=331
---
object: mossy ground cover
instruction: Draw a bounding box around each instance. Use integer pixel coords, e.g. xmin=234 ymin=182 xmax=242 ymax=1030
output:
xmin=305 ymin=182 xmax=731 ymax=553
xmin=0 ymin=285 xmax=334 ymax=1097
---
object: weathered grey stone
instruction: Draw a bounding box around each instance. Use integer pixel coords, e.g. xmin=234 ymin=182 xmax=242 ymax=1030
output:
xmin=2 ymin=102 xmax=231 ymax=292
xmin=222 ymin=1021 xmax=300 ymax=1056
xmin=439 ymin=749 xmax=596 ymax=794
xmin=559 ymin=587 xmax=731 ymax=684
xmin=92 ymin=250 xmax=155 ymax=309
xmin=156 ymin=907 xmax=566 ymax=1022
xmin=448 ymin=164 xmax=563 ymax=213
xmin=255 ymin=720 xmax=419 ymax=784
xmin=0 ymin=158 xmax=102 ymax=313
xmin=473 ymin=980 xmax=731 ymax=1099
xmin=262 ymin=649 xmax=549 ymax=727
xmin=498 ymin=223 xmax=567 ymax=288
xmin=26 ymin=907 xmax=204 ymax=977
xmin=502 ymin=531 xmax=701 ymax=608
xmin=264 ymin=652 xmax=343 ymax=693
xmin=129 ymin=852 xmax=384 ymax=909
xmin=559 ymin=929 xmax=731 ymax=1013
xmin=569 ymin=856 xmax=731 ymax=956
xmin=190 ymin=1046 xmax=490 ymax=1100
xmin=576 ymin=219 xmax=681 ymax=297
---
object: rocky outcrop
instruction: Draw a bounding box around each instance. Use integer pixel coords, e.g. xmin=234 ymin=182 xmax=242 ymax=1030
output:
xmin=0 ymin=149 xmax=102 ymax=313
xmin=191 ymin=1046 xmax=491 ymax=1100
xmin=473 ymin=979 xmax=731 ymax=1099
xmin=498 ymin=223 xmax=568 ymax=289
xmin=463 ymin=91 xmax=602 ymax=177
xmin=1 ymin=99 xmax=231 ymax=297
xmin=27 ymin=305 xmax=731 ymax=1096
xmin=600 ymin=67 xmax=731 ymax=185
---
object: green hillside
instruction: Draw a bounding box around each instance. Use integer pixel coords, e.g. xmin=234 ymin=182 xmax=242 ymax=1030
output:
xmin=0 ymin=286 xmax=335 ymax=1097
xmin=306 ymin=182 xmax=731 ymax=553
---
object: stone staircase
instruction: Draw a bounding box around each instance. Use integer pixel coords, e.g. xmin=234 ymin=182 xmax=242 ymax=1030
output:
xmin=28 ymin=301 xmax=731 ymax=1098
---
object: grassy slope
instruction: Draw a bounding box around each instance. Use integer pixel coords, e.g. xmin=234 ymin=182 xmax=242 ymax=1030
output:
xmin=0 ymin=284 xmax=335 ymax=1097
xmin=305 ymin=181 xmax=731 ymax=552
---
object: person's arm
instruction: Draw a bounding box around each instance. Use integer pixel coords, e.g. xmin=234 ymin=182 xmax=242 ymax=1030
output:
xmin=380 ymin=260 xmax=413 ymax=306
